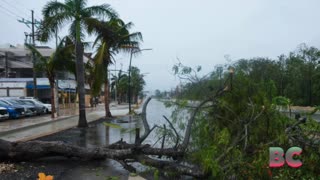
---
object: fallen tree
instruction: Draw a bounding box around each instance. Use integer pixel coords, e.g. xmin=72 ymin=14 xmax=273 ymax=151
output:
xmin=0 ymin=97 xmax=208 ymax=178
xmin=0 ymin=67 xmax=319 ymax=179
xmin=0 ymin=138 xmax=204 ymax=177
xmin=0 ymin=81 xmax=231 ymax=178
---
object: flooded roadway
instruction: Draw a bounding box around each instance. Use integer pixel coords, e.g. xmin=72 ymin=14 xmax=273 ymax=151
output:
xmin=26 ymin=99 xmax=174 ymax=180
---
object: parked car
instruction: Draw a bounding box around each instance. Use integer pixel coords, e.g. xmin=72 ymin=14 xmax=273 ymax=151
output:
xmin=11 ymin=99 xmax=41 ymax=116
xmin=19 ymin=98 xmax=52 ymax=113
xmin=18 ymin=99 xmax=46 ymax=115
xmin=0 ymin=107 xmax=9 ymax=120
xmin=0 ymin=101 xmax=25 ymax=119
xmin=0 ymin=99 xmax=35 ymax=117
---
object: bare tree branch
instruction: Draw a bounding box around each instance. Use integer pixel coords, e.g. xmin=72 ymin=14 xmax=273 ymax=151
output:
xmin=180 ymin=74 xmax=232 ymax=150
xmin=159 ymin=124 xmax=167 ymax=158
xmin=138 ymin=97 xmax=153 ymax=143
xmin=136 ymin=155 xmax=206 ymax=178
xmin=163 ymin=115 xmax=180 ymax=149
xmin=180 ymin=98 xmax=212 ymax=150
xmin=138 ymin=125 xmax=159 ymax=144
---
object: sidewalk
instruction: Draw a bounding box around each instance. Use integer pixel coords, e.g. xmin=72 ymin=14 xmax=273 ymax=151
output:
xmin=0 ymin=103 xmax=136 ymax=142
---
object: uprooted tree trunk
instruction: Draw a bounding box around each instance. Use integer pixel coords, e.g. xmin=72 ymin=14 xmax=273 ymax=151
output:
xmin=0 ymin=139 xmax=205 ymax=177
xmin=0 ymin=97 xmax=207 ymax=178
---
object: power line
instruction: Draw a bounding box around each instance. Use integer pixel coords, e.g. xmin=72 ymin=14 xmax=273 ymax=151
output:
xmin=0 ymin=7 xmax=17 ymax=20
xmin=0 ymin=3 xmax=23 ymax=19
xmin=10 ymin=0 xmax=42 ymax=20
xmin=1 ymin=0 xmax=30 ymax=18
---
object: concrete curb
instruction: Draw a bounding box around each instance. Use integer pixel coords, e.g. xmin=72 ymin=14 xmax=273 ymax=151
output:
xmin=0 ymin=115 xmax=79 ymax=137
xmin=0 ymin=113 xmax=107 ymax=142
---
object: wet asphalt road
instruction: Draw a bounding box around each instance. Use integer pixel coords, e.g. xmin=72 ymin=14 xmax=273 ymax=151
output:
xmin=0 ymin=119 xmax=131 ymax=180
xmin=0 ymin=100 xmax=179 ymax=180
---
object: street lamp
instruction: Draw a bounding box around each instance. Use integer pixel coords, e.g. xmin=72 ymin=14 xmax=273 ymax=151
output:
xmin=128 ymin=48 xmax=152 ymax=113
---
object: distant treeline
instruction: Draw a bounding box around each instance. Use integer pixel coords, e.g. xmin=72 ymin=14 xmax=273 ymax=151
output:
xmin=158 ymin=44 xmax=320 ymax=106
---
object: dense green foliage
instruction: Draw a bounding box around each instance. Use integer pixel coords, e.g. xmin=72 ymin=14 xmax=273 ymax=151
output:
xmin=110 ymin=66 xmax=146 ymax=104
xmin=163 ymin=44 xmax=320 ymax=178
xmin=170 ymin=44 xmax=320 ymax=107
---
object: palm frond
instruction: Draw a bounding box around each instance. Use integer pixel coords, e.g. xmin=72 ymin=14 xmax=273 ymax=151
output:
xmin=50 ymin=36 xmax=76 ymax=72
xmin=84 ymin=4 xmax=118 ymax=19
xmin=92 ymin=34 xmax=102 ymax=48
xmin=127 ymin=32 xmax=143 ymax=42
xmin=25 ymin=44 xmax=48 ymax=66
xmin=40 ymin=12 xmax=73 ymax=42
xmin=77 ymin=0 xmax=87 ymax=11
xmin=83 ymin=17 xmax=103 ymax=35
xmin=42 ymin=1 xmax=70 ymax=17
xmin=94 ymin=42 xmax=107 ymax=65
xmin=114 ymin=20 xmax=135 ymax=35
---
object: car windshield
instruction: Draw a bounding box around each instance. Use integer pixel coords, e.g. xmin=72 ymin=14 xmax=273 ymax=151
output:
xmin=0 ymin=101 xmax=8 ymax=107
xmin=0 ymin=100 xmax=11 ymax=105
xmin=8 ymin=100 xmax=20 ymax=105
xmin=23 ymin=101 xmax=34 ymax=105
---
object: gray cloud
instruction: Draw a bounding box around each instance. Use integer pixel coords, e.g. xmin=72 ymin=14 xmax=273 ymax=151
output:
xmin=1 ymin=0 xmax=320 ymax=92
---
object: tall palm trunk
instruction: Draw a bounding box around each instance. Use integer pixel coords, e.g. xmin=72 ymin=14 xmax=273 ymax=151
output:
xmin=76 ymin=40 xmax=88 ymax=127
xmin=104 ymin=67 xmax=112 ymax=117
xmin=75 ymin=19 xmax=87 ymax=127
xmin=49 ymin=79 xmax=56 ymax=119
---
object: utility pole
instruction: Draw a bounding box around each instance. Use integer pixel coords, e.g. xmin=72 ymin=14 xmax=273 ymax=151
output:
xmin=19 ymin=11 xmax=41 ymax=98
xmin=128 ymin=48 xmax=152 ymax=113
xmin=31 ymin=10 xmax=37 ymax=98
xmin=128 ymin=49 xmax=133 ymax=113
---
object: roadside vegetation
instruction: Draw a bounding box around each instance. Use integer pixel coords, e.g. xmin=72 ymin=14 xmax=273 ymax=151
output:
xmin=154 ymin=44 xmax=320 ymax=178
xmin=158 ymin=44 xmax=320 ymax=106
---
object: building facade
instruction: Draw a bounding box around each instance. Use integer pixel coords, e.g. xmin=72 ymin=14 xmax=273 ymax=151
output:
xmin=0 ymin=44 xmax=93 ymax=107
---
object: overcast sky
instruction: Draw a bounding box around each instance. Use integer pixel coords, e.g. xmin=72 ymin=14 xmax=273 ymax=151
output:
xmin=1 ymin=0 xmax=320 ymax=92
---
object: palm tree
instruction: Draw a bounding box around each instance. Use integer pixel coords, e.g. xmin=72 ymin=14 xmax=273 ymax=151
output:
xmin=84 ymin=57 xmax=103 ymax=107
xmin=88 ymin=18 xmax=142 ymax=117
xmin=111 ymin=70 xmax=128 ymax=104
xmin=130 ymin=66 xmax=146 ymax=104
xmin=26 ymin=37 xmax=75 ymax=118
xmin=118 ymin=74 xmax=129 ymax=104
xmin=40 ymin=0 xmax=118 ymax=127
